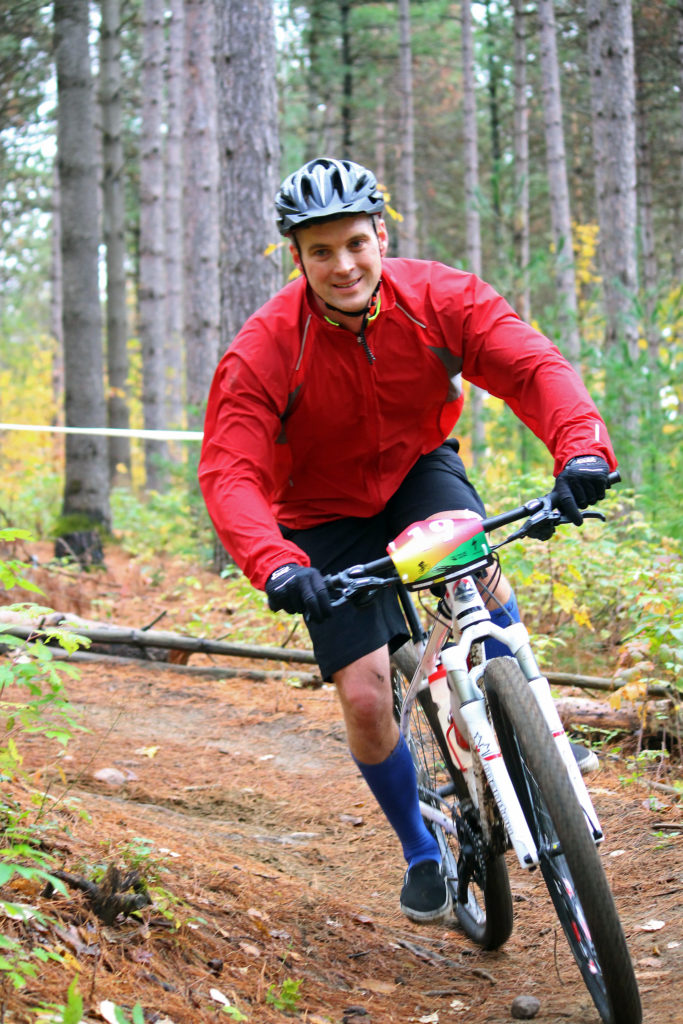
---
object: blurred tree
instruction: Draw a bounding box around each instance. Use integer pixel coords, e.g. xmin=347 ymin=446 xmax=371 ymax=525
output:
xmin=183 ymin=0 xmax=220 ymax=430
xmin=54 ymin=0 xmax=111 ymax=547
xmin=100 ymin=0 xmax=132 ymax=484
xmin=537 ymin=0 xmax=580 ymax=366
xmin=139 ymin=0 xmax=167 ymax=490
xmin=164 ymin=0 xmax=185 ymax=430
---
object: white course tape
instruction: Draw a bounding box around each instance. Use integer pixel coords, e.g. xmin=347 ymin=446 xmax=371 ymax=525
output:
xmin=0 ymin=423 xmax=203 ymax=441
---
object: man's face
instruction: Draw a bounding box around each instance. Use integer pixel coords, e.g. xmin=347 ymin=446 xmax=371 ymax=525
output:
xmin=290 ymin=214 xmax=388 ymax=317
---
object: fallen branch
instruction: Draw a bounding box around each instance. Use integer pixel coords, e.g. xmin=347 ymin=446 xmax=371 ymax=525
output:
xmin=31 ymin=646 xmax=323 ymax=685
xmin=546 ymin=671 xmax=671 ymax=698
xmin=0 ymin=616 xmax=316 ymax=665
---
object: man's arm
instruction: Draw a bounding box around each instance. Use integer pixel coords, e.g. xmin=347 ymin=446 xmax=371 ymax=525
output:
xmin=457 ymin=275 xmax=617 ymax=475
xmin=198 ymin=351 xmax=311 ymax=590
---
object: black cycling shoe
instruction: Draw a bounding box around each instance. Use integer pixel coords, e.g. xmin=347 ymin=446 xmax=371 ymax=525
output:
xmin=400 ymin=860 xmax=452 ymax=923
xmin=570 ymin=741 xmax=599 ymax=776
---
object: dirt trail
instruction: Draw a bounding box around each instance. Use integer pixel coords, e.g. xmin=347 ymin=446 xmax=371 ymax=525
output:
xmin=3 ymin=547 xmax=683 ymax=1022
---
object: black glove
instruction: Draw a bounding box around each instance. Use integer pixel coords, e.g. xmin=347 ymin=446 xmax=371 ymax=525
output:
xmin=554 ymin=455 xmax=610 ymax=526
xmin=265 ymin=564 xmax=332 ymax=624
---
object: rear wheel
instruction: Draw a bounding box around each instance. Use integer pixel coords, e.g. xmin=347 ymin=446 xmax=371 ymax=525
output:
xmin=484 ymin=657 xmax=642 ymax=1024
xmin=391 ymin=656 xmax=513 ymax=950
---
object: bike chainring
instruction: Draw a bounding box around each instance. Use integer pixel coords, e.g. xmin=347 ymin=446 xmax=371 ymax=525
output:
xmin=455 ymin=809 xmax=489 ymax=902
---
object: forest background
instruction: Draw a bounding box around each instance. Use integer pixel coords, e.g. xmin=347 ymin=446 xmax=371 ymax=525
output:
xmin=1 ymin=2 xmax=682 ymax=712
xmin=0 ymin=2 xmax=682 ymax=1019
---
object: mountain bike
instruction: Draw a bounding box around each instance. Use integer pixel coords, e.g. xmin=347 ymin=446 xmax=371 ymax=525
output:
xmin=323 ymin=473 xmax=642 ymax=1024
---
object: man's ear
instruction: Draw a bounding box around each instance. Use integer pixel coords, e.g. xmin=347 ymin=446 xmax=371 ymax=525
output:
xmin=289 ymin=241 xmax=302 ymax=271
xmin=376 ymin=217 xmax=389 ymax=257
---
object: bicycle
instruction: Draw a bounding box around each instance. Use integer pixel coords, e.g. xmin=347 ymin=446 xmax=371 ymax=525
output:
xmin=323 ymin=472 xmax=642 ymax=1024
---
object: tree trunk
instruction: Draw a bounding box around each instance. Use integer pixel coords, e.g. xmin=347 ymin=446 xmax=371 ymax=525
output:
xmin=139 ymin=0 xmax=168 ymax=491
xmin=183 ymin=0 xmax=220 ymax=429
xmin=397 ymin=0 xmax=417 ymax=257
xmin=537 ymin=0 xmax=580 ymax=367
xmin=214 ymin=0 xmax=280 ymax=572
xmin=164 ymin=0 xmax=185 ymax=433
xmin=54 ymin=0 xmax=110 ymax=542
xmin=50 ymin=160 xmax=64 ymax=420
xmin=587 ymin=0 xmax=640 ymax=481
xmin=461 ymin=0 xmax=485 ymax=466
xmin=340 ymin=0 xmax=352 ymax=153
xmin=484 ymin=1 xmax=503 ymax=255
xmin=674 ymin=2 xmax=683 ymax=282
xmin=100 ymin=0 xmax=131 ymax=485
xmin=215 ymin=0 xmax=280 ymax=348
xmin=512 ymin=0 xmax=530 ymax=324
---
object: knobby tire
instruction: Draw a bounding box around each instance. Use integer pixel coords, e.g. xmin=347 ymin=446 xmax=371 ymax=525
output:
xmin=483 ymin=657 xmax=642 ymax=1024
xmin=392 ymin=658 xmax=513 ymax=950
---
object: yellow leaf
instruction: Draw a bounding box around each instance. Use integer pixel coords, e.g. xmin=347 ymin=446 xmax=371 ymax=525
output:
xmin=59 ymin=950 xmax=82 ymax=971
xmin=572 ymin=605 xmax=593 ymax=630
xmin=135 ymin=745 xmax=159 ymax=758
xmin=553 ymin=581 xmax=576 ymax=614
xmin=608 ymin=681 xmax=649 ymax=709
xmin=621 ymin=681 xmax=650 ymax=703
xmin=263 ymin=241 xmax=283 ymax=257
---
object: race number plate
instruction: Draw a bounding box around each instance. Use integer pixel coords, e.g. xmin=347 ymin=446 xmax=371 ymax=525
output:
xmin=387 ymin=516 xmax=492 ymax=585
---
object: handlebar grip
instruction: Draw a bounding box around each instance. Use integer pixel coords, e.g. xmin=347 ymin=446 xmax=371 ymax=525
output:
xmin=608 ymin=470 xmax=621 ymax=487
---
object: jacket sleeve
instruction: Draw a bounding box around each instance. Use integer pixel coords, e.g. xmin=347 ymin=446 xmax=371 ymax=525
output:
xmin=198 ymin=346 xmax=311 ymax=591
xmin=452 ymin=273 xmax=617 ymax=475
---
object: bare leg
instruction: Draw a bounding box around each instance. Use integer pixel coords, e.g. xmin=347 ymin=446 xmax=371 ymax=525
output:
xmin=332 ymin=646 xmax=397 ymax=763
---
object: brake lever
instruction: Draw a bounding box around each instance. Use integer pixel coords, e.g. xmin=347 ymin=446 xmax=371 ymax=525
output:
xmin=492 ymin=502 xmax=606 ymax=549
xmin=325 ymin=567 xmax=394 ymax=607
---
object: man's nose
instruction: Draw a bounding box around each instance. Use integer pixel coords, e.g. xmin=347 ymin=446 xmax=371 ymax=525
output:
xmin=333 ymin=250 xmax=355 ymax=273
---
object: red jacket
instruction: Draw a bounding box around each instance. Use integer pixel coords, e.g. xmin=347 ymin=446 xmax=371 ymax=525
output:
xmin=199 ymin=259 xmax=616 ymax=589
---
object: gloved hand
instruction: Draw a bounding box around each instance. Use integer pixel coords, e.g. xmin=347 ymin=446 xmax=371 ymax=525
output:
xmin=553 ymin=455 xmax=611 ymax=525
xmin=265 ymin=564 xmax=332 ymax=623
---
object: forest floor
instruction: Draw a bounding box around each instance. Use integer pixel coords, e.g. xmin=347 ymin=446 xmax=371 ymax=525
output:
xmin=1 ymin=544 xmax=682 ymax=1024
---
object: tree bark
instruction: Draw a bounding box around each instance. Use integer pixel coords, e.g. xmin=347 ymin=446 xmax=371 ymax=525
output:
xmin=587 ymin=0 xmax=640 ymax=479
xmin=537 ymin=0 xmax=580 ymax=367
xmin=215 ymin=0 xmax=280 ymax=349
xmin=139 ymin=0 xmax=168 ymax=490
xmin=397 ymin=0 xmax=417 ymax=257
xmin=164 ymin=0 xmax=186 ymax=433
xmin=512 ymin=0 xmax=529 ymax=324
xmin=54 ymin=0 xmax=110 ymax=536
xmin=183 ymin=0 xmax=220 ymax=431
xmin=100 ymin=0 xmax=131 ymax=484
xmin=461 ymin=0 xmax=485 ymax=466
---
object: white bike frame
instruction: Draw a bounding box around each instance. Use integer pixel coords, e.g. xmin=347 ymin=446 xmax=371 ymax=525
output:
xmin=398 ymin=573 xmax=604 ymax=872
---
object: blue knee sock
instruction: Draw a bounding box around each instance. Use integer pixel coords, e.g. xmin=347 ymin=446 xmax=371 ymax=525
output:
xmin=353 ymin=733 xmax=440 ymax=868
xmin=484 ymin=589 xmax=520 ymax=660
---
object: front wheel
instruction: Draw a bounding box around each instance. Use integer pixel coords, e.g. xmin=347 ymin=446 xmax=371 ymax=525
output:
xmin=392 ymin=659 xmax=513 ymax=950
xmin=484 ymin=657 xmax=642 ymax=1024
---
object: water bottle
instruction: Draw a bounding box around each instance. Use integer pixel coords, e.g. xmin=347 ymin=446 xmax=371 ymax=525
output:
xmin=428 ymin=659 xmax=472 ymax=775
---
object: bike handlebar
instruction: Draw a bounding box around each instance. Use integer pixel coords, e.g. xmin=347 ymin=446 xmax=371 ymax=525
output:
xmin=322 ymin=471 xmax=621 ymax=604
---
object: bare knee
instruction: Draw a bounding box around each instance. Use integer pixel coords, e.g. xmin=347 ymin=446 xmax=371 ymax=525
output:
xmin=332 ymin=648 xmax=397 ymax=762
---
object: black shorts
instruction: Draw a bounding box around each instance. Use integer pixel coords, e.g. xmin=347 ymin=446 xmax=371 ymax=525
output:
xmin=280 ymin=442 xmax=486 ymax=680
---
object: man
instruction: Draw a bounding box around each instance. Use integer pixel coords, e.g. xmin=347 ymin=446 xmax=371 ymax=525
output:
xmin=199 ymin=157 xmax=616 ymax=924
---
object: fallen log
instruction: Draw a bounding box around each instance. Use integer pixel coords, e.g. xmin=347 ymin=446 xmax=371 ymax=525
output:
xmin=555 ymin=695 xmax=683 ymax=740
xmin=0 ymin=617 xmax=317 ymax=665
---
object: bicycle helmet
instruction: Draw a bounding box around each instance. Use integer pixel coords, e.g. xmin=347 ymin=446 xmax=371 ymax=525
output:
xmin=275 ymin=157 xmax=385 ymax=236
